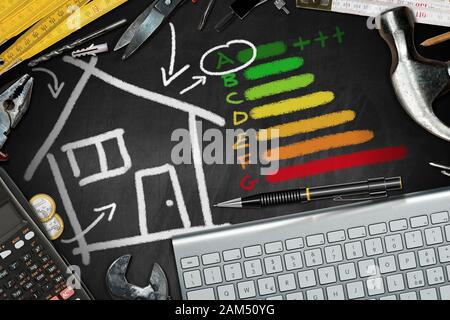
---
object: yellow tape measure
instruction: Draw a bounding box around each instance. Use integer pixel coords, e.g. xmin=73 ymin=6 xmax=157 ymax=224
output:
xmin=0 ymin=0 xmax=127 ymax=75
xmin=0 ymin=0 xmax=70 ymax=44
xmin=0 ymin=0 xmax=26 ymax=23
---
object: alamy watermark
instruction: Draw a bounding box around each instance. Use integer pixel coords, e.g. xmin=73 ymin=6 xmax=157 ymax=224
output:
xmin=171 ymin=121 xmax=280 ymax=175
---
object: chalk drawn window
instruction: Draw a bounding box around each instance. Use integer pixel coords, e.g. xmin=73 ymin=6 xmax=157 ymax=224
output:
xmin=61 ymin=128 xmax=132 ymax=187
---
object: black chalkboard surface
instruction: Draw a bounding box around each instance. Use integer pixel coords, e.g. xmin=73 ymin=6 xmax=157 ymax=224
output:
xmin=1 ymin=1 xmax=449 ymax=300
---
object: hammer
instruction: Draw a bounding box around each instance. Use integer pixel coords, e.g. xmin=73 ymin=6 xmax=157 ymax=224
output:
xmin=379 ymin=7 xmax=450 ymax=142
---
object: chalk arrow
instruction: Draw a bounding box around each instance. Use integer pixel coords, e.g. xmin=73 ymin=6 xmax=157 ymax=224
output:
xmin=160 ymin=23 xmax=190 ymax=87
xmin=32 ymin=67 xmax=65 ymax=99
xmin=180 ymin=76 xmax=207 ymax=95
xmin=60 ymin=203 xmax=117 ymax=244
xmin=93 ymin=203 xmax=117 ymax=221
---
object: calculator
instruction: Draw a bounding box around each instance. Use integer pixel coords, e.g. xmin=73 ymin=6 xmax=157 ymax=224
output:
xmin=0 ymin=168 xmax=92 ymax=300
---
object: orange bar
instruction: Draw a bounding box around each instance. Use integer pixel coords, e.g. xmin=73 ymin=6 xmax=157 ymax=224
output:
xmin=264 ymin=130 xmax=375 ymax=161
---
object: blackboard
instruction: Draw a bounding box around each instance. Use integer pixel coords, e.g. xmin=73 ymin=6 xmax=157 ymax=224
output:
xmin=1 ymin=1 xmax=450 ymax=300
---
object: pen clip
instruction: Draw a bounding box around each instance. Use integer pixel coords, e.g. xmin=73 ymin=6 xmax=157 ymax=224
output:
xmin=429 ymin=162 xmax=450 ymax=177
xmin=332 ymin=191 xmax=388 ymax=202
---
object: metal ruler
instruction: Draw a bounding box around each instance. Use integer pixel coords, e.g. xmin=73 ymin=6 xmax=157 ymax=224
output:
xmin=296 ymin=0 xmax=450 ymax=27
xmin=0 ymin=0 xmax=127 ymax=75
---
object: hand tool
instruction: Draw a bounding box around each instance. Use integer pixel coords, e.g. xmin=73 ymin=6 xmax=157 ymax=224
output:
xmin=106 ymin=255 xmax=169 ymax=300
xmin=198 ymin=0 xmax=216 ymax=31
xmin=0 ymin=74 xmax=33 ymax=158
xmin=72 ymin=43 xmax=109 ymax=58
xmin=0 ymin=0 xmax=127 ymax=75
xmin=296 ymin=0 xmax=450 ymax=27
xmin=114 ymin=0 xmax=186 ymax=60
xmin=379 ymin=7 xmax=450 ymax=143
xmin=430 ymin=162 xmax=450 ymax=177
xmin=421 ymin=32 xmax=450 ymax=47
xmin=274 ymin=0 xmax=290 ymax=15
xmin=214 ymin=0 xmax=269 ymax=33
xmin=215 ymin=177 xmax=403 ymax=208
xmin=28 ymin=19 xmax=126 ymax=67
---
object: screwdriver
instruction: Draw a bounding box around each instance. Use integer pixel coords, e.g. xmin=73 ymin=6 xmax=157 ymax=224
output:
xmin=215 ymin=0 xmax=268 ymax=32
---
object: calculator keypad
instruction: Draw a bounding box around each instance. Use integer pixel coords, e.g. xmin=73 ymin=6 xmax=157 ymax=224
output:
xmin=0 ymin=224 xmax=77 ymax=300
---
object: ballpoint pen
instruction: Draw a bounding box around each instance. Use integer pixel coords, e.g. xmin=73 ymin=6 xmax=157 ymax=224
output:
xmin=215 ymin=177 xmax=403 ymax=208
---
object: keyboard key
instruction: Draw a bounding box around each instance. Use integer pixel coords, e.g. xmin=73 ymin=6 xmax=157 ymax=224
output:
xmin=10 ymin=289 xmax=22 ymax=299
xmin=298 ymin=270 xmax=316 ymax=288
xmin=306 ymin=288 xmax=324 ymax=300
xmin=369 ymin=223 xmax=387 ymax=236
xmin=387 ymin=274 xmax=405 ymax=292
xmin=5 ymin=279 xmax=15 ymax=289
xmin=439 ymin=285 xmax=450 ymax=300
xmin=286 ymin=292 xmax=304 ymax=300
xmin=0 ymin=269 xmax=8 ymax=280
xmin=380 ymin=295 xmax=396 ymax=300
xmin=304 ymin=248 xmax=323 ymax=267
xmin=327 ymin=285 xmax=345 ymax=300
xmin=284 ymin=252 xmax=302 ymax=271
xmin=318 ymin=266 xmax=336 ymax=285
xmin=183 ymin=270 xmax=202 ymax=289
xmin=244 ymin=259 xmax=263 ymax=278
xmin=9 ymin=261 xmax=20 ymax=271
xmin=399 ymin=252 xmax=417 ymax=270
xmin=21 ymin=253 xmax=32 ymax=263
xmin=324 ymin=245 xmax=343 ymax=263
xmin=223 ymin=263 xmax=243 ymax=281
xmin=0 ymin=250 xmax=11 ymax=259
xmin=285 ymin=237 xmax=304 ymax=250
xmin=17 ymin=271 xmax=27 ymax=281
xmin=264 ymin=256 xmax=283 ymax=274
xmin=244 ymin=245 xmax=262 ymax=258
xmin=400 ymin=292 xmax=417 ymax=300
xmin=266 ymin=295 xmax=282 ymax=300
xmin=181 ymin=256 xmax=199 ymax=269
xmin=257 ymin=277 xmax=276 ymax=296
xmin=23 ymin=281 xmax=34 ymax=291
xmin=344 ymin=241 xmax=363 ymax=260
xmin=410 ymin=215 xmax=428 ymax=228
xmin=447 ymin=265 xmax=450 ymax=280
xmin=187 ymin=288 xmax=215 ymax=300
xmin=426 ymin=267 xmax=445 ymax=285
xmin=237 ymin=281 xmax=256 ymax=299
xmin=202 ymin=253 xmax=220 ymax=265
xmin=60 ymin=286 xmax=75 ymax=300
xmin=424 ymin=227 xmax=443 ymax=245
xmin=420 ymin=288 xmax=438 ymax=300
xmin=14 ymin=240 xmax=24 ymax=250
xmin=384 ymin=234 xmax=403 ymax=253
xmin=24 ymin=231 xmax=35 ymax=240
xmin=390 ymin=219 xmax=408 ymax=232
xmin=438 ymin=245 xmax=450 ymax=263
xmin=204 ymin=267 xmax=222 ymax=285
xmin=378 ymin=255 xmax=397 ymax=274
xmin=446 ymin=225 xmax=450 ymax=242
xmin=46 ymin=265 xmax=57 ymax=274
xmin=346 ymin=281 xmax=365 ymax=299
xmin=265 ymin=241 xmax=283 ymax=254
xmin=364 ymin=238 xmax=383 ymax=256
xmin=217 ymin=284 xmax=236 ymax=300
xmin=358 ymin=259 xmax=377 ymax=277
xmin=338 ymin=262 xmax=357 ymax=281
xmin=278 ymin=273 xmax=296 ymax=292
xmin=223 ymin=249 xmax=241 ymax=262
xmin=306 ymin=234 xmax=325 ymax=247
xmin=431 ymin=211 xmax=449 ymax=224
xmin=327 ymin=230 xmax=346 ymax=243
xmin=348 ymin=227 xmax=366 ymax=239
xmin=418 ymin=248 xmax=436 ymax=266
xmin=405 ymin=231 xmax=423 ymax=249
xmin=367 ymin=277 xmax=384 ymax=296
xmin=32 ymin=245 xmax=43 ymax=254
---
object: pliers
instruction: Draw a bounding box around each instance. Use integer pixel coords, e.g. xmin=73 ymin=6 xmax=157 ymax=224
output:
xmin=0 ymin=74 xmax=33 ymax=161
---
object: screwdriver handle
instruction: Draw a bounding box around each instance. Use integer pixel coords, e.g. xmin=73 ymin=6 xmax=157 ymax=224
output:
xmin=215 ymin=12 xmax=235 ymax=32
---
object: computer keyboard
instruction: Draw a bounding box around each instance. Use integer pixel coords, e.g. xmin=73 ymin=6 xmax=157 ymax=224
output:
xmin=173 ymin=187 xmax=450 ymax=300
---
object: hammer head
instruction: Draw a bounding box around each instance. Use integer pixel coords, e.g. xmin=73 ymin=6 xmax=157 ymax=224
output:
xmin=379 ymin=7 xmax=450 ymax=142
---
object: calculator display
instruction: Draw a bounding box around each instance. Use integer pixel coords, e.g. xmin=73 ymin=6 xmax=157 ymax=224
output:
xmin=0 ymin=202 xmax=22 ymax=237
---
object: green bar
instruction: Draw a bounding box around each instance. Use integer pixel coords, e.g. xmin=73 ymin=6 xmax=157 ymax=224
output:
xmin=244 ymin=57 xmax=304 ymax=80
xmin=245 ymin=74 xmax=315 ymax=101
xmin=237 ymin=41 xmax=287 ymax=64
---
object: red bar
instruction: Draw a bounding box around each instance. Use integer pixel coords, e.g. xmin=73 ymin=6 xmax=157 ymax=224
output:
xmin=266 ymin=146 xmax=408 ymax=183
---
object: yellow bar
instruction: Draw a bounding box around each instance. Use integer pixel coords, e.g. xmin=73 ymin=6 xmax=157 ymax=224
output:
xmin=250 ymin=91 xmax=335 ymax=120
xmin=0 ymin=0 xmax=26 ymax=23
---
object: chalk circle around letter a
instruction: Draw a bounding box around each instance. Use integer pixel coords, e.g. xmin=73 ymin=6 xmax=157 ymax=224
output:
xmin=200 ymin=40 xmax=257 ymax=76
